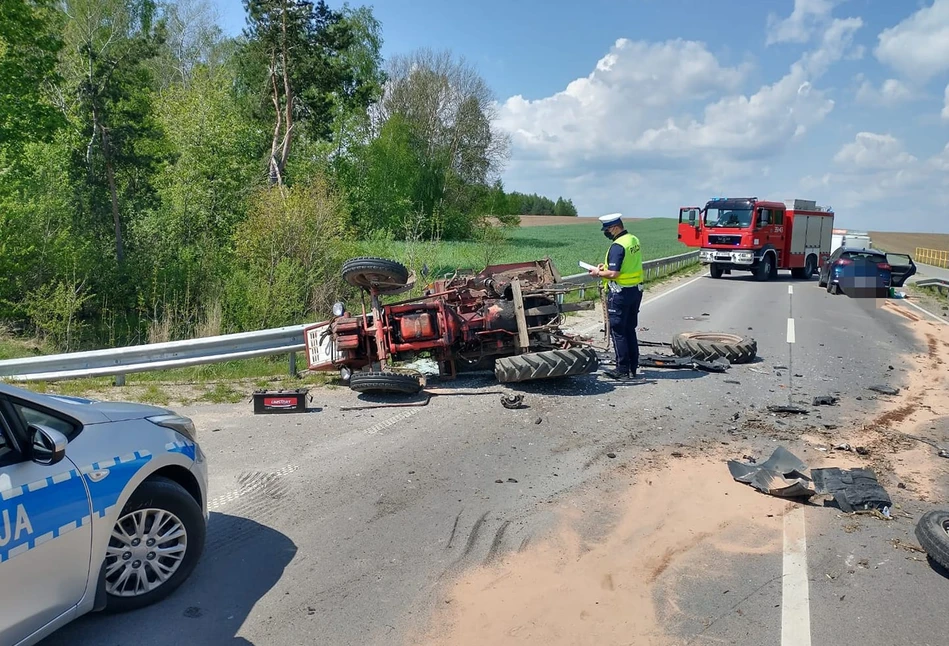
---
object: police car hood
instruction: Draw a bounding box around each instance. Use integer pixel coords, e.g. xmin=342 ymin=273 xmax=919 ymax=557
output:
xmin=23 ymin=392 xmax=171 ymax=424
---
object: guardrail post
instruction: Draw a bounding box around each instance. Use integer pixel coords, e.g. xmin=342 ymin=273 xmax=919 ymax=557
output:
xmin=288 ymin=351 xmax=297 ymax=377
xmin=114 ymin=374 xmax=125 ymax=387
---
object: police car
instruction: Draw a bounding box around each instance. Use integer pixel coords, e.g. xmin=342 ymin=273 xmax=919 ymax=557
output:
xmin=0 ymin=382 xmax=208 ymax=646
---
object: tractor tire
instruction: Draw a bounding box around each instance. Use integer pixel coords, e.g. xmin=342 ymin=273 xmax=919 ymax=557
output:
xmin=709 ymin=264 xmax=724 ymax=279
xmin=494 ymin=348 xmax=599 ymax=384
xmin=342 ymin=257 xmax=409 ymax=292
xmin=914 ymin=510 xmax=949 ymax=571
xmin=671 ymin=332 xmax=757 ymax=364
xmin=349 ymin=371 xmax=421 ymax=394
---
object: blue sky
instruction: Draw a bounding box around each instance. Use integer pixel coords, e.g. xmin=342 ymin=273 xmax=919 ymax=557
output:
xmin=212 ymin=0 xmax=949 ymax=233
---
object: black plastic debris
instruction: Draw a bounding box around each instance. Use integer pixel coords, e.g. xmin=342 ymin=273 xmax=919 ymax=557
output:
xmin=767 ymin=405 xmax=810 ymax=415
xmin=500 ymin=393 xmax=526 ymax=410
xmin=638 ymin=354 xmax=729 ymax=373
xmin=812 ymin=395 xmax=839 ymax=406
xmin=811 ymin=467 xmax=891 ymax=513
xmin=868 ymin=385 xmax=900 ymax=396
xmin=727 ymin=446 xmax=815 ymax=498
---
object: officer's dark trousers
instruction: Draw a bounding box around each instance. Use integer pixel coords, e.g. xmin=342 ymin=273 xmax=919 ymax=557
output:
xmin=607 ymin=286 xmax=643 ymax=376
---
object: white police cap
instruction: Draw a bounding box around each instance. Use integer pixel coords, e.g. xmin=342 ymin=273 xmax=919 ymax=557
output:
xmin=599 ymin=213 xmax=623 ymax=229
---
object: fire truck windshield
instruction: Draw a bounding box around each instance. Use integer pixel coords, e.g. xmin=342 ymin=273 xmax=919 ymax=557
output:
xmin=705 ymin=208 xmax=752 ymax=228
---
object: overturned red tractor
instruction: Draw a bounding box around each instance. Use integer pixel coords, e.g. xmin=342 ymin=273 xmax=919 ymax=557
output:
xmin=303 ymin=257 xmax=600 ymax=394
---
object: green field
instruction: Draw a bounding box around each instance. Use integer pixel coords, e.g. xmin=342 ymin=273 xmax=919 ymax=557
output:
xmin=376 ymin=217 xmax=690 ymax=278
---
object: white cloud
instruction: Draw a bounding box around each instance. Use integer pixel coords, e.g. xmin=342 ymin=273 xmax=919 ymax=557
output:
xmin=766 ymin=0 xmax=839 ymax=45
xmin=943 ymin=83 xmax=949 ymax=120
xmin=496 ymin=38 xmax=749 ymax=166
xmin=875 ymin=0 xmax=949 ymax=81
xmin=833 ymin=132 xmax=917 ymax=169
xmin=855 ymin=77 xmax=914 ymax=105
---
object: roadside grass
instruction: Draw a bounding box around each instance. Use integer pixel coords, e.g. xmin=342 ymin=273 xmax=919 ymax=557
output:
xmin=382 ymin=217 xmax=689 ymax=278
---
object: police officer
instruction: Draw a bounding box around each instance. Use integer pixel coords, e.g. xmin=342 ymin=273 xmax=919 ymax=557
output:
xmin=588 ymin=213 xmax=644 ymax=380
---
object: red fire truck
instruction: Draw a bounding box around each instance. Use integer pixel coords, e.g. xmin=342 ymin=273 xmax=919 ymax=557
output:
xmin=677 ymin=197 xmax=835 ymax=280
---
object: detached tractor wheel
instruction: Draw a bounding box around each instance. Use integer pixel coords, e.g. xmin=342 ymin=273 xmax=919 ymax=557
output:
xmin=349 ymin=371 xmax=422 ymax=394
xmin=495 ymin=348 xmax=599 ymax=384
xmin=671 ymin=332 xmax=757 ymax=364
xmin=915 ymin=510 xmax=949 ymax=571
xmin=342 ymin=257 xmax=409 ymax=293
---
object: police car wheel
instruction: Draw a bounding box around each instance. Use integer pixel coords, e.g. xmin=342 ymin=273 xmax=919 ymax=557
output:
xmin=103 ymin=477 xmax=206 ymax=613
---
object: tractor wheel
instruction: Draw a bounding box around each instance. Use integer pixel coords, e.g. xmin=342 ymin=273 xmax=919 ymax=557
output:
xmin=349 ymin=371 xmax=421 ymax=394
xmin=671 ymin=332 xmax=757 ymax=364
xmin=914 ymin=510 xmax=949 ymax=571
xmin=494 ymin=348 xmax=599 ymax=384
xmin=342 ymin=257 xmax=409 ymax=292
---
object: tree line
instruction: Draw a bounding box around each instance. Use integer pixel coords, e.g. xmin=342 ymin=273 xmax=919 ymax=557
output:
xmin=0 ymin=0 xmax=577 ymax=351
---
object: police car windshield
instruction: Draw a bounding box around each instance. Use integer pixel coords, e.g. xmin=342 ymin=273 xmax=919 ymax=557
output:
xmin=705 ymin=208 xmax=752 ymax=228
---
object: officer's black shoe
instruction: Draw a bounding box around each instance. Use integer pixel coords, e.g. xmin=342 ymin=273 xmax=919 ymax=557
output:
xmin=603 ymin=369 xmax=633 ymax=380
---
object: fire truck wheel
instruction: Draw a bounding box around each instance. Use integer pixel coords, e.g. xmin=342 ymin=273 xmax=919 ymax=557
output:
xmin=755 ymin=254 xmax=773 ymax=282
xmin=494 ymin=348 xmax=599 ymax=384
xmin=671 ymin=332 xmax=757 ymax=364
xmin=349 ymin=371 xmax=422 ymax=394
xmin=342 ymin=257 xmax=409 ymax=291
xmin=914 ymin=510 xmax=949 ymax=572
xmin=709 ymin=264 xmax=724 ymax=279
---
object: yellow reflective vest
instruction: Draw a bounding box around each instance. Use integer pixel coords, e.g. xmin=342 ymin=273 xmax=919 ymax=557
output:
xmin=603 ymin=232 xmax=644 ymax=287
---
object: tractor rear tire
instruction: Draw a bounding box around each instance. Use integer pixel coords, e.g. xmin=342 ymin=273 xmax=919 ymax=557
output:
xmin=494 ymin=348 xmax=599 ymax=384
xmin=349 ymin=371 xmax=421 ymax=394
xmin=671 ymin=332 xmax=757 ymax=364
xmin=342 ymin=257 xmax=409 ymax=292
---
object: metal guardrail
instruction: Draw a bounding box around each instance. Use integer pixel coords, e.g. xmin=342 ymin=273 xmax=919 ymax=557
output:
xmin=916 ymin=278 xmax=949 ymax=294
xmin=0 ymin=250 xmax=700 ymax=384
xmin=915 ymin=247 xmax=948 ymax=269
xmin=0 ymin=324 xmax=309 ymax=383
xmin=559 ymin=250 xmax=700 ymax=287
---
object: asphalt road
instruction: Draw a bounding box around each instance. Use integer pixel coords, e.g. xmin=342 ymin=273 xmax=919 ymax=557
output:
xmin=41 ymin=269 xmax=949 ymax=646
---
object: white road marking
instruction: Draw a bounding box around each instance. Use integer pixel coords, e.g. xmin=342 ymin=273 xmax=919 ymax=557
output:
xmin=782 ymin=506 xmax=812 ymax=646
xmin=786 ymin=318 xmax=796 ymax=344
xmin=788 ymin=285 xmax=794 ymax=295
xmin=642 ymin=272 xmax=710 ymax=308
xmin=900 ymin=299 xmax=949 ymax=326
xmin=575 ymin=271 xmax=709 ymax=336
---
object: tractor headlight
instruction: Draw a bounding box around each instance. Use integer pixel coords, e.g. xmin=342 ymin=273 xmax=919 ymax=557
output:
xmin=332 ymin=301 xmax=346 ymax=317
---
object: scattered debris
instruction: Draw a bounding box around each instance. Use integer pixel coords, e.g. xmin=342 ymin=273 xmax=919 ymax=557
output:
xmin=774 ymin=365 xmax=789 ymax=370
xmin=741 ymin=454 xmax=757 ymax=464
xmin=897 ymin=482 xmax=907 ymax=489
xmin=811 ymin=467 xmax=892 ymax=513
xmin=731 ymin=412 xmax=740 ymax=421
xmin=812 ymin=395 xmax=839 ymax=406
xmin=500 ymin=393 xmax=526 ymax=409
xmin=607 ymin=452 xmax=617 ymax=459
xmin=671 ymin=451 xmax=684 ymax=458
xmin=940 ymin=449 xmax=949 ymax=459
xmin=727 ymin=446 xmax=815 ymax=498
xmin=638 ymin=354 xmax=729 ymax=373
xmin=495 ymin=479 xmax=504 ymax=484
xmin=724 ymin=379 xmax=741 ymax=385
xmin=868 ymin=385 xmax=900 ymax=396
xmin=534 ymin=417 xmax=543 ymax=425
xmin=767 ymin=405 xmax=810 ymax=415
xmin=507 ymin=478 xmax=518 ymax=483
xmin=855 ymin=446 xmax=869 ymax=456
xmin=833 ymin=443 xmax=852 ymax=452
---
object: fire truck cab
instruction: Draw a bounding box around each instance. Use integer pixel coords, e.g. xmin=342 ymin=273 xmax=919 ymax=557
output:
xmin=677 ymin=197 xmax=834 ymax=281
